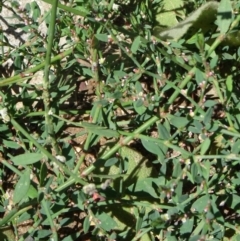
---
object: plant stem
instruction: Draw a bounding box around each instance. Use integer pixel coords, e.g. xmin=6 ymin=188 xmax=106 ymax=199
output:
xmin=0 ymin=49 xmax=73 ymax=87
xmin=42 ymin=199 xmax=58 ymax=241
xmin=0 ymin=159 xmax=22 ymax=177
xmin=83 ymin=45 xmax=101 ymax=151
xmin=164 ymin=67 xmax=197 ymax=110
xmin=43 ymin=0 xmax=60 ymax=153
xmin=42 ymin=0 xmax=88 ymax=16
xmin=89 ymin=199 xmax=171 ymax=210
xmin=10 ymin=117 xmax=86 ymax=185
xmin=206 ymin=14 xmax=240 ymax=58
xmin=0 ymin=199 xmax=38 ymax=226
xmin=82 ymin=115 xmax=159 ymax=176
xmin=132 ymin=227 xmax=153 ymax=241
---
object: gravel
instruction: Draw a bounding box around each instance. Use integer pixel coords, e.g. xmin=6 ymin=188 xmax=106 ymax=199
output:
xmin=0 ymin=0 xmax=50 ymax=48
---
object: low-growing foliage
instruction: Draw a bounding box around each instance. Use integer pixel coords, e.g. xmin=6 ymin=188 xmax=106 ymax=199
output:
xmin=0 ymin=0 xmax=240 ymax=240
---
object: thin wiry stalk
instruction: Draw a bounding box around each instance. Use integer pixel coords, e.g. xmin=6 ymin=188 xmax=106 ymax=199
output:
xmin=0 ymin=48 xmax=73 ymax=87
xmin=43 ymin=0 xmax=60 ymax=153
xmin=42 ymin=199 xmax=58 ymax=241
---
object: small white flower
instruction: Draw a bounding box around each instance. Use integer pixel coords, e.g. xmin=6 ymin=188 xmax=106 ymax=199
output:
xmin=0 ymin=107 xmax=10 ymax=123
xmin=116 ymin=34 xmax=124 ymax=41
xmin=56 ymin=155 xmax=66 ymax=163
xmin=0 ymin=107 xmax=7 ymax=116
xmin=4 ymin=190 xmax=11 ymax=200
xmin=48 ymin=109 xmax=53 ymax=115
xmin=162 ymin=213 xmax=170 ymax=221
xmin=107 ymin=35 xmax=112 ymax=42
xmin=83 ymin=183 xmax=96 ymax=194
xmin=101 ymin=179 xmax=112 ymax=190
xmin=99 ymin=58 xmax=105 ymax=65
xmin=95 ymin=17 xmax=102 ymax=21
xmin=189 ymin=110 xmax=195 ymax=117
xmin=185 ymin=159 xmax=191 ymax=166
xmin=180 ymin=89 xmax=187 ymax=95
xmin=112 ymin=3 xmax=119 ymax=11
xmin=30 ymin=173 xmax=34 ymax=180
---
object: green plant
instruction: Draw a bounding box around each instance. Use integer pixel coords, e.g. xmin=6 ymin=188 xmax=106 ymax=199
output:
xmin=0 ymin=0 xmax=240 ymax=240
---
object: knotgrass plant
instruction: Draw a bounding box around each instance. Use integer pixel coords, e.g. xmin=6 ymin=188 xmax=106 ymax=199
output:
xmin=0 ymin=0 xmax=240 ymax=240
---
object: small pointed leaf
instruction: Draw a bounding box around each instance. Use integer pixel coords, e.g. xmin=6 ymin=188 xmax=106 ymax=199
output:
xmin=216 ymin=0 xmax=232 ymax=34
xmin=131 ymin=36 xmax=141 ymax=54
xmin=12 ymin=153 xmax=43 ymax=166
xmin=13 ymin=168 xmax=31 ymax=204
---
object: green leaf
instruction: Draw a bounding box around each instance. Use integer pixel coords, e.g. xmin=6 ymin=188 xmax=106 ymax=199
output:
xmin=222 ymin=52 xmax=234 ymax=60
xmin=27 ymin=185 xmax=38 ymax=199
xmin=135 ymin=207 xmax=145 ymax=232
xmin=210 ymin=195 xmax=224 ymax=223
xmin=180 ymin=218 xmax=194 ymax=235
xmin=12 ymin=153 xmax=43 ymax=166
xmin=203 ymin=107 xmax=213 ymax=125
xmin=40 ymin=162 xmax=48 ymax=187
xmin=158 ymin=123 xmax=170 ymax=140
xmin=232 ymin=139 xmax=240 ymax=154
xmin=165 ymin=235 xmax=178 ymax=241
xmin=82 ymin=68 xmax=93 ymax=77
xmin=230 ymin=194 xmax=240 ymax=210
xmin=141 ymin=139 xmax=164 ymax=157
xmin=189 ymin=236 xmax=202 ymax=241
xmin=81 ymin=122 xmax=119 ymax=138
xmin=135 ymin=98 xmax=144 ymax=108
xmin=200 ymin=138 xmax=211 ymax=155
xmin=192 ymin=195 xmax=209 ymax=213
xmin=31 ymin=1 xmax=41 ymax=22
xmin=204 ymin=100 xmax=217 ymax=108
xmin=62 ymin=234 xmax=79 ymax=241
xmin=119 ymin=146 xmax=152 ymax=180
xmin=97 ymin=213 xmax=117 ymax=231
xmin=155 ymin=0 xmax=184 ymax=29
xmin=195 ymin=68 xmax=204 ymax=84
xmin=36 ymin=229 xmax=52 ymax=239
xmin=201 ymin=160 xmax=210 ymax=181
xmin=210 ymin=55 xmax=219 ymax=69
xmin=172 ymin=162 xmax=182 ymax=178
xmin=226 ymin=75 xmax=233 ymax=102
xmin=174 ymin=181 xmax=183 ymax=201
xmin=191 ymin=163 xmax=199 ymax=183
xmin=83 ymin=216 xmax=90 ymax=234
xmin=3 ymin=140 xmax=20 ymax=149
xmin=196 ymin=33 xmax=205 ymax=50
xmin=95 ymin=34 xmax=108 ymax=42
xmin=14 ymin=55 xmax=22 ymax=69
xmin=133 ymin=178 xmax=159 ymax=198
xmin=216 ymin=0 xmax=232 ymax=34
xmin=133 ymin=99 xmax=147 ymax=114
xmin=135 ymin=81 xmax=143 ymax=93
xmin=13 ymin=168 xmax=31 ymax=204
xmin=189 ymin=120 xmax=203 ymax=134
xmin=104 ymin=157 xmax=118 ymax=167
xmin=42 ymin=0 xmax=89 ymax=16
xmin=131 ymin=36 xmax=141 ymax=54
xmin=154 ymin=2 xmax=218 ymax=40
xmin=232 ymin=234 xmax=240 ymax=241
xmin=78 ymin=192 xmax=87 ymax=211
xmin=169 ymin=116 xmax=189 ymax=129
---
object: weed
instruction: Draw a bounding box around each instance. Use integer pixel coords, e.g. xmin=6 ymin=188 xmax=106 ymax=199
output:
xmin=0 ymin=0 xmax=240 ymax=240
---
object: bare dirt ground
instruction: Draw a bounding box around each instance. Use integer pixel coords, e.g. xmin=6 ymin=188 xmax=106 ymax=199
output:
xmin=1 ymin=0 xmax=50 ymax=46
